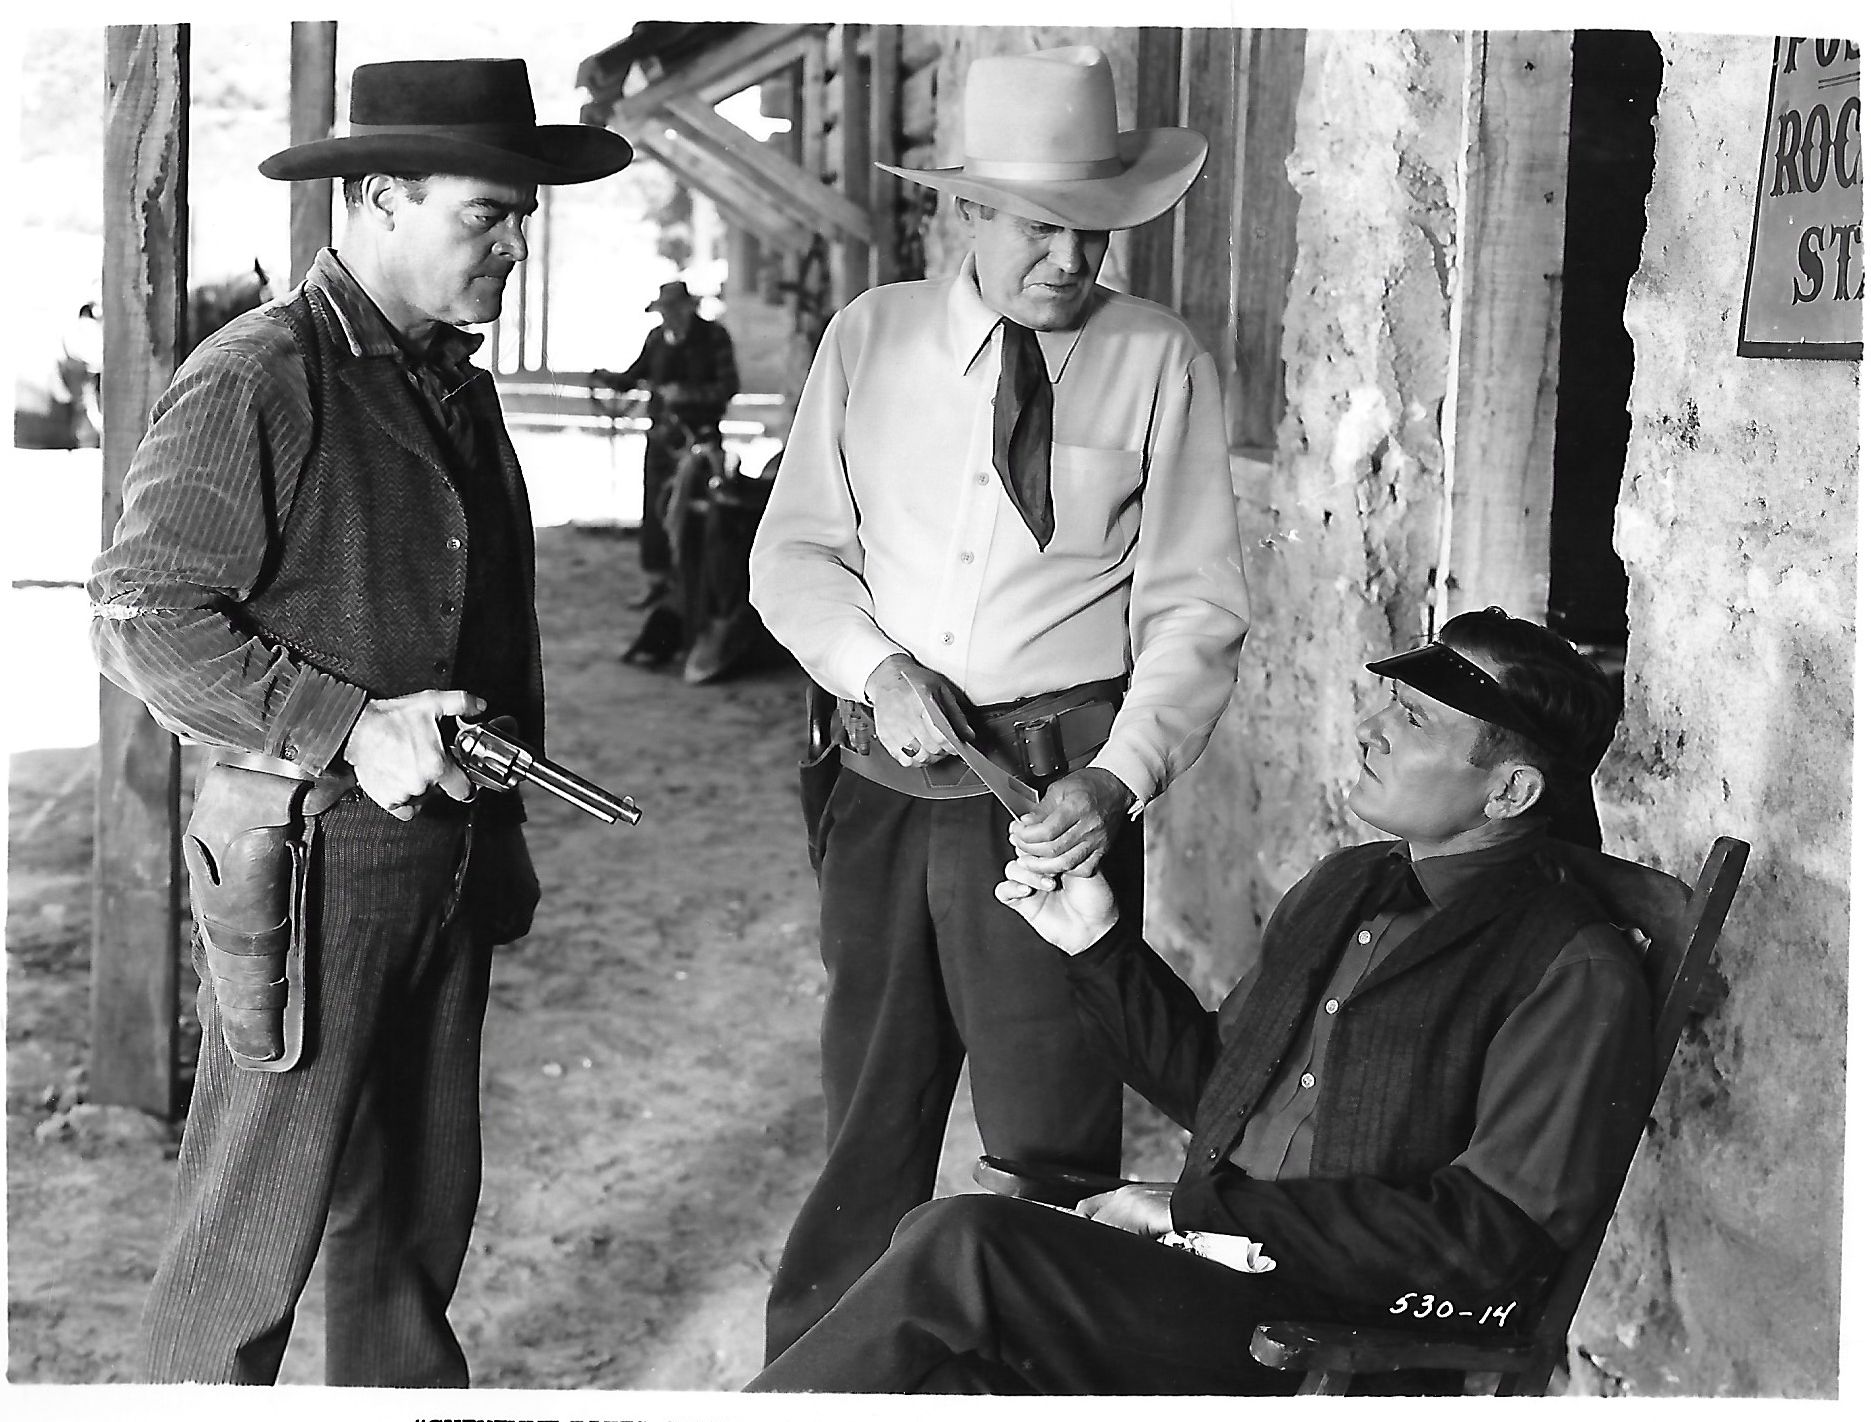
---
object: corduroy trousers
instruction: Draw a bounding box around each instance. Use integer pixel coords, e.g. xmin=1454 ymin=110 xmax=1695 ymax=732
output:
xmin=139 ymin=796 xmax=492 ymax=1386
xmin=764 ymin=773 xmax=1139 ymax=1361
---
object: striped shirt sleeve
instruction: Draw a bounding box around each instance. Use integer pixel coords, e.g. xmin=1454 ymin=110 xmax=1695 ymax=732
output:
xmin=86 ymin=319 xmax=367 ymax=772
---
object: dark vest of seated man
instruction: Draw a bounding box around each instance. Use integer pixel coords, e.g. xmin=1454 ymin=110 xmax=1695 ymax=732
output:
xmin=748 ymin=607 xmax=1649 ymax=1395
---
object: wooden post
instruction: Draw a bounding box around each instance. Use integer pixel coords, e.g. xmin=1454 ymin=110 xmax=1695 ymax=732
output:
xmin=833 ymin=25 xmax=870 ymax=307
xmin=868 ymin=25 xmax=901 ymax=287
xmin=1128 ymin=27 xmax=1183 ymax=306
xmin=1179 ymin=29 xmax=1242 ymax=397
xmin=1440 ymin=31 xmax=1573 ymax=624
xmin=287 ymin=21 xmax=337 ymax=287
xmin=1230 ymin=28 xmax=1308 ymax=458
xmin=94 ymin=24 xmax=189 ymax=1117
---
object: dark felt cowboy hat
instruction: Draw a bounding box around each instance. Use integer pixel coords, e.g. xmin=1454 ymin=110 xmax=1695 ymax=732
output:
xmin=260 ymin=58 xmax=633 ymax=186
xmin=875 ymin=46 xmax=1206 ymax=231
xmin=646 ymin=280 xmax=700 ymax=313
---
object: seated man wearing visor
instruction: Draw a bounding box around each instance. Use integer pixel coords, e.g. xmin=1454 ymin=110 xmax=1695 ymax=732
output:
xmin=749 ymin=607 xmax=1650 ymax=1395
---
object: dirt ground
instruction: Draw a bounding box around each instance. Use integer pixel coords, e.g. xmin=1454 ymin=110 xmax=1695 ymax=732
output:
xmin=5 ymin=509 xmax=1183 ymax=1405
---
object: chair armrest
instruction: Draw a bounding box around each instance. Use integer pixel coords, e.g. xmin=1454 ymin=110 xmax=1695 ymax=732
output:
xmin=973 ymin=1155 xmax=1129 ymax=1209
xmin=1249 ymin=1319 xmax=1545 ymax=1376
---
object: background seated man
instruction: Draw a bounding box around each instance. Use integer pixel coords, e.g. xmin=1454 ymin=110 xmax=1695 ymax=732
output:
xmin=748 ymin=607 xmax=1650 ymax=1395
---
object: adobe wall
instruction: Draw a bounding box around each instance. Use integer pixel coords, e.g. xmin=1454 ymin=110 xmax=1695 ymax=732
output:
xmin=1148 ymin=30 xmax=1466 ymax=996
xmin=1567 ymin=32 xmax=1853 ymax=1397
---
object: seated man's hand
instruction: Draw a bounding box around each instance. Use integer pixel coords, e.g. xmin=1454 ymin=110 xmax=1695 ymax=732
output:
xmin=864 ymin=653 xmax=967 ymax=768
xmin=1007 ymin=767 xmax=1132 ymax=876
xmin=1077 ymin=1182 xmax=1176 ymax=1237
xmin=342 ymin=690 xmax=483 ymax=822
xmin=994 ymin=858 xmax=1118 ymax=954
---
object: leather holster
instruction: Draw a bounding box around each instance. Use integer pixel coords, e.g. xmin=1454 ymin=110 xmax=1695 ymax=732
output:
xmin=183 ymin=750 xmax=348 ymax=1072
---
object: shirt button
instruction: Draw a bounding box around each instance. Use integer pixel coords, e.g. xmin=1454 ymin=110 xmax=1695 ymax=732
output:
xmin=434 ymin=659 xmax=448 ymax=674
xmin=960 ymin=550 xmax=975 ymax=564
xmin=1324 ymin=998 xmax=1340 ymax=1015
xmin=1300 ymin=1072 xmax=1316 ymax=1089
xmin=1357 ymin=929 xmax=1373 ymax=945
xmin=977 ymin=472 xmax=991 ymax=485
xmin=445 ymin=537 xmax=464 ymax=552
xmin=1206 ymin=1146 xmax=1221 ymax=1161
xmin=441 ymin=599 xmax=456 ymax=614
xmin=941 ymin=632 xmax=954 ymax=645
xmin=280 ymin=743 xmax=297 ymax=761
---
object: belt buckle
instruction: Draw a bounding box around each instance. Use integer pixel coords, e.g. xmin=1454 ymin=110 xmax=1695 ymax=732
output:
xmin=1014 ymin=713 xmax=1065 ymax=780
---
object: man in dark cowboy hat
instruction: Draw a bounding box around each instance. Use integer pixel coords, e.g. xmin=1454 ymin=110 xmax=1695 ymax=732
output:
xmin=748 ymin=45 xmax=1250 ymax=1359
xmin=749 ymin=609 xmax=1648 ymax=1393
xmin=88 ymin=58 xmax=631 ymax=1385
xmin=598 ymin=279 xmax=740 ymax=620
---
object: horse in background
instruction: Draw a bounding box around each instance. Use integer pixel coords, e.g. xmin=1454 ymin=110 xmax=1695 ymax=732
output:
xmin=14 ymin=260 xmax=273 ymax=450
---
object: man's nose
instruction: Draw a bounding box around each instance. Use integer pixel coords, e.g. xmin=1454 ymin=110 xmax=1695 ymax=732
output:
xmin=1355 ymin=709 xmax=1387 ymax=750
xmin=494 ymin=219 xmax=528 ymax=262
xmin=1047 ymin=229 xmax=1087 ymax=274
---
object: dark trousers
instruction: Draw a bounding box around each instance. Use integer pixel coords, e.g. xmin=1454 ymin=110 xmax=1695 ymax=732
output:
xmin=764 ymin=774 xmax=1139 ymax=1361
xmin=639 ymin=434 xmax=676 ymax=577
xmin=138 ymin=798 xmax=492 ymax=1385
xmin=750 ymin=1193 xmax=1322 ymax=1394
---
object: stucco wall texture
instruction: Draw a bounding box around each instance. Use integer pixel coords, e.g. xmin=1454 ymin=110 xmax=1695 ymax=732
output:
xmin=1567 ymin=32 xmax=1854 ymax=1397
xmin=1150 ymin=30 xmax=1466 ymax=998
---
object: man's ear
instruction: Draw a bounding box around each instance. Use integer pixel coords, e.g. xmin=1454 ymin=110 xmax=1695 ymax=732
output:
xmin=356 ymin=173 xmax=402 ymax=229
xmin=1484 ymin=762 xmax=1546 ymax=822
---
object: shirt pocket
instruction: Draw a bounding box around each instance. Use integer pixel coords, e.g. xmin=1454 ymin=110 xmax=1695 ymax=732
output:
xmin=1047 ymin=443 xmax=1145 ymax=558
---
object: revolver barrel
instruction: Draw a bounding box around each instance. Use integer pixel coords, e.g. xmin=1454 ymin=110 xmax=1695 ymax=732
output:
xmin=453 ymin=720 xmax=643 ymax=826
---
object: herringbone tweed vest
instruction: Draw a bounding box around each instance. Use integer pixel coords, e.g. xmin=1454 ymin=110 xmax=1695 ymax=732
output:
xmin=239 ymin=283 xmax=544 ymax=747
xmin=1181 ymin=841 xmax=1605 ymax=1186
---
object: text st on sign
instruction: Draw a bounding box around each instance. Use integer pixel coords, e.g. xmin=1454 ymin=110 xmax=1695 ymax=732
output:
xmin=1739 ymin=36 xmax=1863 ymax=360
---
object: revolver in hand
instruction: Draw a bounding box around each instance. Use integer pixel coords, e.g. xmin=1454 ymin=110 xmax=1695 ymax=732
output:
xmin=452 ymin=716 xmax=643 ymax=825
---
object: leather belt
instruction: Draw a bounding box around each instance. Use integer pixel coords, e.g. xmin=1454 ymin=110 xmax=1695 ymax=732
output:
xmin=836 ymin=677 xmax=1124 ymax=802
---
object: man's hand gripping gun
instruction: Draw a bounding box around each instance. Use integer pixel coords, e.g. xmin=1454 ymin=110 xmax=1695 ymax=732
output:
xmin=453 ymin=716 xmax=643 ymax=825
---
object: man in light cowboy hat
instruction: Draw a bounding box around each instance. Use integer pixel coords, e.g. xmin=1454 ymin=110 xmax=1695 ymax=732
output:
xmin=748 ymin=45 xmax=1250 ymax=1358
xmin=598 ymin=279 xmax=740 ymax=619
xmin=748 ymin=609 xmax=1647 ymax=1394
xmin=89 ymin=58 xmax=631 ymax=1385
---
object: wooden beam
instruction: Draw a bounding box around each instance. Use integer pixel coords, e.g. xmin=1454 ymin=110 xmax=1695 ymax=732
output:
xmin=1178 ymin=29 xmax=1242 ymax=392
xmin=801 ymin=39 xmax=827 ymax=184
xmin=95 ymin=24 xmax=187 ymax=1118
xmin=1128 ymin=27 xmax=1182 ymax=306
xmin=614 ymin=23 xmax=826 ymax=124
xmin=659 ymin=93 xmax=873 ymax=240
xmin=1230 ymin=28 xmax=1307 ymax=458
xmin=869 ymin=24 xmax=902 ymax=286
xmin=287 ymin=21 xmax=336 ymax=286
xmin=630 ymin=127 xmax=814 ymax=253
xmin=1441 ymin=30 xmax=1573 ymax=623
xmin=833 ymin=25 xmax=871 ymax=306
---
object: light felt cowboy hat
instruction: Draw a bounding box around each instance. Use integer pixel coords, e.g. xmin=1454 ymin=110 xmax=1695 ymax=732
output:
xmin=260 ymin=58 xmax=633 ymax=186
xmin=875 ymin=46 xmax=1206 ymax=231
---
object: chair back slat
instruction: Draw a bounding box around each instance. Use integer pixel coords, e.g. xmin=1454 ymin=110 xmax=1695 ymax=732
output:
xmin=1495 ymin=836 xmax=1750 ymax=1388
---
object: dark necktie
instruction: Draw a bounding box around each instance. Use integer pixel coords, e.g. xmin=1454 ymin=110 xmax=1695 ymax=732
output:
xmin=992 ymin=319 xmax=1054 ymax=550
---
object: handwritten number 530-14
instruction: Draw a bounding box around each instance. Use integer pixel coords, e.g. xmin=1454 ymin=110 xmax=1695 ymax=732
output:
xmin=1388 ymin=1293 xmax=1518 ymax=1327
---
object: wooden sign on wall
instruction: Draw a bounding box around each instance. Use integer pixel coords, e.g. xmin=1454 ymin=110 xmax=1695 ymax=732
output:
xmin=1738 ymin=36 xmax=1862 ymax=360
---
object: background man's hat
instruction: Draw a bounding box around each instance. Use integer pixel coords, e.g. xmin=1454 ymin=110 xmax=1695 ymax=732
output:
xmin=646 ymin=280 xmax=699 ymax=312
xmin=875 ymin=46 xmax=1206 ymax=231
xmin=260 ymin=58 xmax=633 ymax=185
